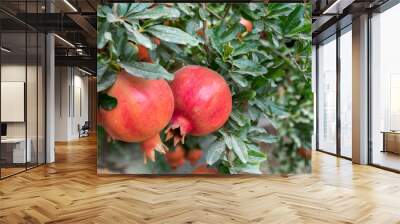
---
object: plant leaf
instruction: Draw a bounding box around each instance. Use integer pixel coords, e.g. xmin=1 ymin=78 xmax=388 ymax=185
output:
xmin=120 ymin=62 xmax=174 ymax=80
xmin=125 ymin=24 xmax=155 ymax=50
xmin=131 ymin=5 xmax=180 ymax=20
xmin=206 ymin=139 xmax=226 ymax=165
xmin=252 ymin=134 xmax=279 ymax=144
xmin=126 ymin=3 xmax=152 ymax=16
xmin=146 ymin=25 xmax=200 ymax=46
xmin=97 ymin=69 xmax=116 ymax=92
xmin=99 ymin=93 xmax=117 ymax=110
xmin=230 ymin=135 xmax=247 ymax=163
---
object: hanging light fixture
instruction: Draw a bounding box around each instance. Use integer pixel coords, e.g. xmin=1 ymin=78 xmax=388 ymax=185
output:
xmin=1 ymin=47 xmax=11 ymax=53
xmin=63 ymin=0 xmax=78 ymax=12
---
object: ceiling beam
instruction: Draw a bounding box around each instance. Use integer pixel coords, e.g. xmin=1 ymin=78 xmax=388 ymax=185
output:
xmin=55 ymin=55 xmax=96 ymax=72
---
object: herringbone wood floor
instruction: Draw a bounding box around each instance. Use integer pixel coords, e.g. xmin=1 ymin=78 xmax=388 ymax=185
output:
xmin=1 ymin=136 xmax=400 ymax=224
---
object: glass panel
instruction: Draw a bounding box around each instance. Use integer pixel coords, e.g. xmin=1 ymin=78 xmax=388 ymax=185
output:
xmin=0 ymin=0 xmax=46 ymax=178
xmin=27 ymin=31 xmax=38 ymax=169
xmin=38 ymin=32 xmax=45 ymax=165
xmin=318 ymin=36 xmax=337 ymax=154
xmin=340 ymin=28 xmax=352 ymax=158
xmin=371 ymin=4 xmax=400 ymax=171
xmin=26 ymin=0 xmax=40 ymax=169
xmin=1 ymin=31 xmax=27 ymax=177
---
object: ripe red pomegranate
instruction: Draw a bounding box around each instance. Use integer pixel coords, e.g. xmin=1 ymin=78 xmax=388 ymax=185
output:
xmin=192 ymin=164 xmax=218 ymax=174
xmin=140 ymin=134 xmax=168 ymax=163
xmin=137 ymin=45 xmax=152 ymax=63
xmin=99 ymin=71 xmax=174 ymax=161
xmin=239 ymin=18 xmax=253 ymax=33
xmin=186 ymin=148 xmax=202 ymax=165
xmin=97 ymin=109 xmax=102 ymax=125
xmin=166 ymin=65 xmax=232 ymax=145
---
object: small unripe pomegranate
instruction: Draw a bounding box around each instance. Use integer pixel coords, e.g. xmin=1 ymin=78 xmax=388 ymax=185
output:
xmin=169 ymin=158 xmax=185 ymax=170
xmin=186 ymin=148 xmax=202 ymax=165
xmin=260 ymin=31 xmax=267 ymax=39
xmin=196 ymin=29 xmax=204 ymax=37
xmin=166 ymin=65 xmax=232 ymax=145
xmin=239 ymin=18 xmax=253 ymax=33
xmin=166 ymin=145 xmax=185 ymax=162
xmin=152 ymin=37 xmax=161 ymax=46
xmin=137 ymin=45 xmax=152 ymax=63
xmin=166 ymin=145 xmax=185 ymax=169
xmin=192 ymin=164 xmax=218 ymax=174
xmin=100 ymin=71 xmax=174 ymax=162
xmin=298 ymin=147 xmax=312 ymax=160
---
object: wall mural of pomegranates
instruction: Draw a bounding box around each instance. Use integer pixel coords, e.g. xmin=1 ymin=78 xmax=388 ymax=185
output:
xmin=97 ymin=3 xmax=313 ymax=175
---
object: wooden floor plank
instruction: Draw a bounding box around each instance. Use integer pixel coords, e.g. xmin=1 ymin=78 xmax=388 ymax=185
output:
xmin=0 ymin=135 xmax=399 ymax=223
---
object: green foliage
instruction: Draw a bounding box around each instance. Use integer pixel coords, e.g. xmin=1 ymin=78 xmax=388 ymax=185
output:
xmin=98 ymin=92 xmax=117 ymax=110
xmin=97 ymin=3 xmax=312 ymax=174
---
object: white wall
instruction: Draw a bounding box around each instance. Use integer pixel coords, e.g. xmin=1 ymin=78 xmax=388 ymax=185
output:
xmin=1 ymin=65 xmax=41 ymax=137
xmin=1 ymin=63 xmax=46 ymax=164
xmin=54 ymin=67 xmax=89 ymax=141
xmin=55 ymin=67 xmax=69 ymax=141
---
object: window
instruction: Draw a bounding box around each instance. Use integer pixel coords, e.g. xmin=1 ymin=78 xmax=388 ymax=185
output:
xmin=370 ymin=3 xmax=400 ymax=171
xmin=0 ymin=1 xmax=46 ymax=179
xmin=317 ymin=36 xmax=337 ymax=154
xmin=339 ymin=27 xmax=352 ymax=158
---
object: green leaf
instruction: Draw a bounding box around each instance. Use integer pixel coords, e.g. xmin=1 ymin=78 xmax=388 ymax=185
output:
xmin=231 ymin=73 xmax=248 ymax=88
xmin=230 ymin=110 xmax=246 ymax=127
xmin=206 ymin=139 xmax=226 ymax=165
xmin=97 ymin=59 xmax=108 ymax=80
xmin=130 ymin=5 xmax=180 ymax=20
xmin=177 ymin=3 xmax=195 ymax=16
xmin=117 ymin=3 xmax=129 ymax=16
xmin=97 ymin=69 xmax=116 ymax=92
xmin=146 ymin=25 xmax=200 ymax=46
xmin=113 ymin=29 xmax=128 ymax=57
xmin=199 ymin=7 xmax=210 ymax=21
xmin=120 ymin=62 xmax=174 ymax=80
xmin=97 ymin=23 xmax=112 ymax=49
xmin=252 ymin=134 xmax=279 ymax=144
xmin=232 ymin=58 xmax=254 ymax=69
xmin=125 ymin=25 xmax=155 ymax=50
xmin=126 ymin=3 xmax=152 ymax=16
xmin=99 ymin=93 xmax=117 ymax=110
xmin=219 ymin=130 xmax=233 ymax=150
xmin=232 ymin=59 xmax=268 ymax=76
xmin=207 ymin=28 xmax=223 ymax=55
xmin=249 ymin=127 xmax=267 ymax=134
xmin=248 ymin=150 xmax=267 ymax=163
xmin=232 ymin=41 xmax=259 ymax=56
xmin=230 ymin=135 xmax=248 ymax=163
xmin=121 ymin=43 xmax=137 ymax=62
xmin=185 ymin=19 xmax=201 ymax=35
xmin=106 ymin=13 xmax=122 ymax=23
xmin=222 ymin=43 xmax=234 ymax=61
xmin=220 ymin=24 xmax=245 ymax=43
xmin=230 ymin=163 xmax=262 ymax=174
xmin=97 ymin=5 xmax=111 ymax=18
xmin=284 ymin=5 xmax=304 ymax=34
